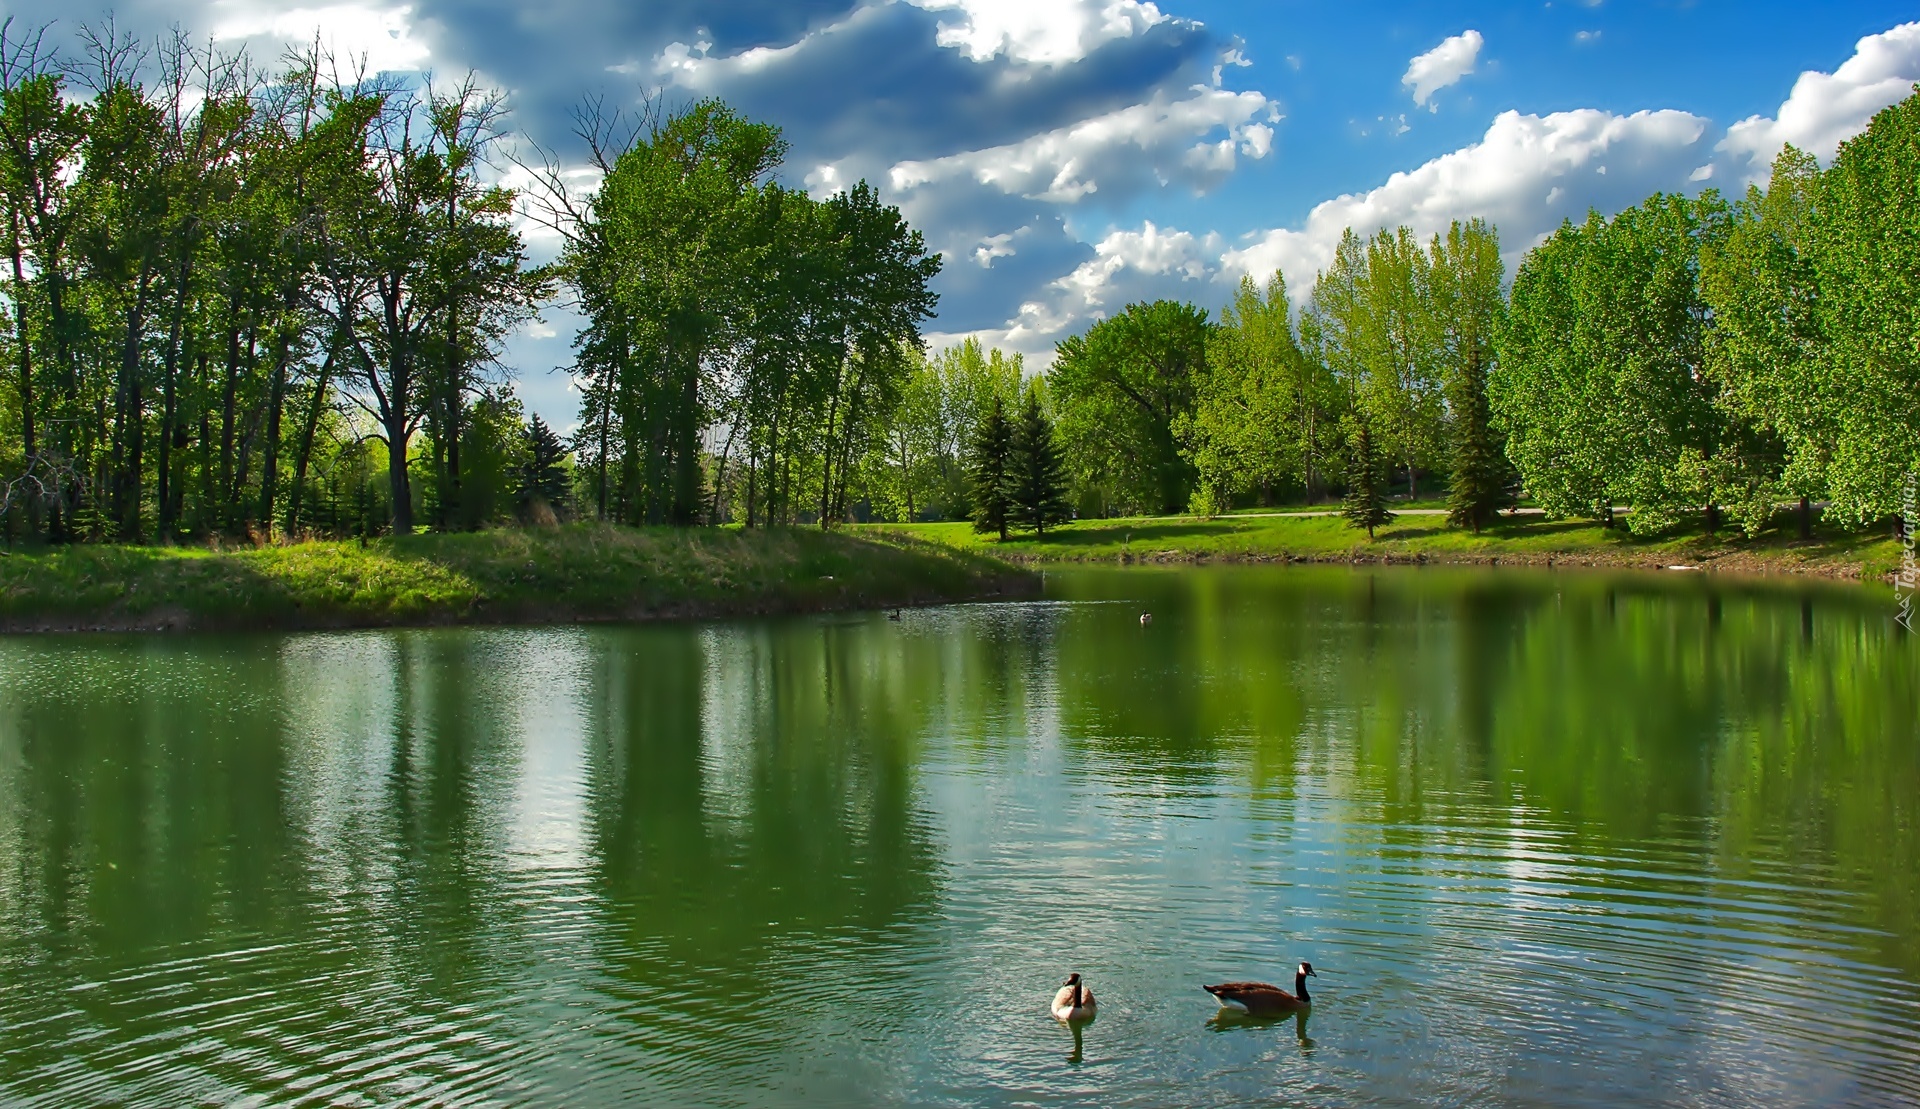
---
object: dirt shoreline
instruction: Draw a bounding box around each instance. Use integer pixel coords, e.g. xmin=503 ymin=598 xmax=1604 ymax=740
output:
xmin=0 ymin=578 xmax=1043 ymax=636
xmin=995 ymin=546 xmax=1891 ymax=583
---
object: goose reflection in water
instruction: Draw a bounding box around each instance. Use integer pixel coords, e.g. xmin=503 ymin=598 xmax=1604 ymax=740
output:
xmin=1065 ymin=1019 xmax=1089 ymax=1066
xmin=1207 ymin=1008 xmax=1315 ymax=1055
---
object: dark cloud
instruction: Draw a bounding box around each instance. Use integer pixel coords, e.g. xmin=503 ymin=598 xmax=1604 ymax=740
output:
xmin=658 ymin=3 xmax=1223 ymax=167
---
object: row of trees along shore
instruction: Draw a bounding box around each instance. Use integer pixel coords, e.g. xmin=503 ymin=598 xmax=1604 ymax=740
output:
xmin=1042 ymin=87 xmax=1920 ymax=542
xmin=1 ymin=17 xmax=1914 ymax=546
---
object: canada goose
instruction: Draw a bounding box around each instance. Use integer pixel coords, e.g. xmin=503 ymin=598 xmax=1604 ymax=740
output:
xmin=1203 ymin=963 xmax=1315 ymax=1015
xmin=888 ymin=609 xmax=903 ymax=620
xmin=1051 ymin=973 xmax=1097 ymax=1021
xmin=1139 ymin=612 xmax=1152 ymax=625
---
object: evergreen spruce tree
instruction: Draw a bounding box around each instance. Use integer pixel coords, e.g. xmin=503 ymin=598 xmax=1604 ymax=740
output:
xmin=1343 ymin=413 xmax=1395 ymax=540
xmin=1009 ymin=387 xmax=1072 ymax=536
xmin=518 ymin=415 xmax=572 ymax=517
xmin=1445 ymin=352 xmax=1517 ymax=533
xmin=967 ymin=395 xmax=1014 ymax=540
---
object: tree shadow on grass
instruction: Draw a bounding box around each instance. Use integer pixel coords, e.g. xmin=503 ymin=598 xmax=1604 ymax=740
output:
xmin=1032 ymin=520 xmax=1252 ymax=546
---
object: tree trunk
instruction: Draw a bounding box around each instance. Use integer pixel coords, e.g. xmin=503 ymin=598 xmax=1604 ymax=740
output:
xmin=443 ymin=303 xmax=462 ymax=530
xmin=673 ymin=342 xmax=702 ymax=525
xmin=745 ymin=446 xmax=757 ymax=528
xmin=259 ymin=326 xmax=292 ymax=539
xmin=1798 ymin=495 xmax=1812 ymax=540
xmin=7 ymin=228 xmax=37 ymax=536
xmin=197 ymin=351 xmax=213 ymax=532
xmin=387 ymin=422 xmax=413 ymax=535
xmin=155 ymin=270 xmax=190 ymax=541
xmin=288 ymin=350 xmax=336 ymax=536
xmin=219 ymin=319 xmax=240 ymax=532
xmin=116 ymin=274 xmax=156 ymax=540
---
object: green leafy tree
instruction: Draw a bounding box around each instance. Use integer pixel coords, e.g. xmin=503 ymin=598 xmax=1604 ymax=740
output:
xmin=1008 ymin=382 xmax=1070 ymax=535
xmin=1810 ymin=89 xmax=1920 ymax=527
xmin=1699 ymin=146 xmax=1826 ymax=537
xmin=967 ymin=393 xmax=1013 ymax=539
xmin=929 ymin=337 xmax=1021 ymax=519
xmin=1180 ymin=272 xmax=1336 ymax=513
xmin=1048 ymin=299 xmax=1208 ymax=515
xmin=1342 ymin=410 xmax=1393 ymax=539
xmin=1495 ymin=194 xmax=1731 ymax=535
xmin=868 ymin=346 xmax=942 ymax=522
xmin=1704 ymin=145 xmax=1820 ymax=537
xmin=0 ymin=33 xmax=88 ymax=513
xmin=1308 ymin=227 xmax=1445 ymax=502
xmin=567 ymin=99 xmax=786 ymax=525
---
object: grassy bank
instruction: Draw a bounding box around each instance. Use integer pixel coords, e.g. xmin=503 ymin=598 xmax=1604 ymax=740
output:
xmin=0 ymin=524 xmax=1038 ymax=633
xmin=868 ymin=511 xmax=1903 ymax=582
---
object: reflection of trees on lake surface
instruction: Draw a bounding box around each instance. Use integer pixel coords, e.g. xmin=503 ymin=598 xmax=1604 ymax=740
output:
xmin=0 ymin=571 xmax=1912 ymax=1104
xmin=577 ymin=619 xmax=947 ymax=1078
xmin=1047 ymin=568 xmax=1919 ymax=978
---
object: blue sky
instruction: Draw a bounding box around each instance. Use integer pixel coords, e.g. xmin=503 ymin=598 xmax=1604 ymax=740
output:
xmin=12 ymin=0 xmax=1920 ymax=427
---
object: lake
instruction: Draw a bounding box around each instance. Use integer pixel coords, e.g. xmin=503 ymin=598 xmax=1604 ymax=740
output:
xmin=0 ymin=566 xmax=1914 ymax=1106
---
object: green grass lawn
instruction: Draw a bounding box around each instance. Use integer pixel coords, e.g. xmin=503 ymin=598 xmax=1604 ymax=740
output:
xmin=0 ymin=523 xmax=1036 ymax=633
xmin=864 ymin=510 xmax=1902 ymax=581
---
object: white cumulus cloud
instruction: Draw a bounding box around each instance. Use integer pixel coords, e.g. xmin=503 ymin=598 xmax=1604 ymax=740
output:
xmin=889 ymin=88 xmax=1278 ymax=202
xmin=212 ymin=2 xmax=432 ymax=73
xmin=907 ymin=0 xmax=1169 ymax=65
xmin=1719 ymin=20 xmax=1920 ymax=182
xmin=995 ymin=221 xmax=1219 ymax=351
xmin=1402 ymin=29 xmax=1483 ymax=108
xmin=954 ymin=105 xmax=1714 ymax=362
xmin=1224 ymin=107 xmax=1709 ymax=295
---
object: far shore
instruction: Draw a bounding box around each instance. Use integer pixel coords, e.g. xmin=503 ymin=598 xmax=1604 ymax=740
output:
xmin=0 ymin=524 xmax=1039 ymax=635
xmin=865 ymin=509 xmax=1902 ymax=585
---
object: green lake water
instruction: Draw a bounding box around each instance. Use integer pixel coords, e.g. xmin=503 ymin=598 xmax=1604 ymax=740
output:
xmin=0 ymin=566 xmax=1915 ymax=1106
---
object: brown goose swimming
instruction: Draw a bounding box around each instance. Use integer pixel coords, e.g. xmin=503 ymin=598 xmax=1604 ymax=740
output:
xmin=1051 ymin=973 xmax=1097 ymax=1022
xmin=1203 ymin=962 xmax=1315 ymax=1016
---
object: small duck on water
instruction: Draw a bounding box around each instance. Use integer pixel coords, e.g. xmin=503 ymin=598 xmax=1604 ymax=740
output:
xmin=1051 ymin=973 xmax=1097 ymax=1022
xmin=1203 ymin=963 xmax=1315 ymax=1016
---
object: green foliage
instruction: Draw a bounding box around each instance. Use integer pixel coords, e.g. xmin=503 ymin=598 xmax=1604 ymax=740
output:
xmin=1494 ymin=194 xmax=1733 ymax=536
xmin=1432 ymin=220 xmax=1516 ymax=532
xmin=926 ymin=338 xmax=1023 ymax=520
xmin=1307 ymin=227 xmax=1446 ymax=499
xmin=1810 ymin=91 xmax=1920 ymax=525
xmin=0 ymin=523 xmax=1032 ymax=630
xmin=1179 ymin=272 xmax=1339 ymax=511
xmin=967 ymin=394 xmax=1014 ymax=539
xmin=1008 ymin=383 xmax=1071 ymax=536
xmin=518 ymin=414 xmax=572 ymax=518
xmin=1341 ymin=412 xmax=1394 ymax=539
xmin=1699 ymin=145 xmax=1827 ymax=525
xmin=1048 ymin=300 xmax=1209 ymax=515
xmin=0 ymin=31 xmax=548 ymax=545
xmin=565 ymin=102 xmax=938 ymax=529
